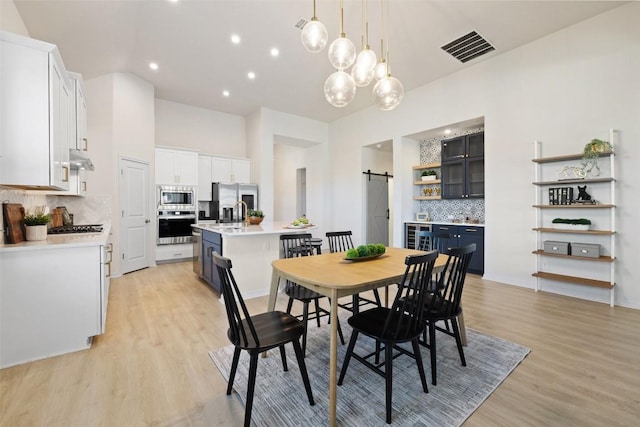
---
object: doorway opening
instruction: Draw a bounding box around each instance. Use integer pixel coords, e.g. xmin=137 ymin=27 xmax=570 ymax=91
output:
xmin=296 ymin=168 xmax=306 ymax=218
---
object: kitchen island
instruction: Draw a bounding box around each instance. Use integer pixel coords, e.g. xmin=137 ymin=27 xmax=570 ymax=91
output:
xmin=193 ymin=221 xmax=315 ymax=299
xmin=0 ymin=225 xmax=112 ymax=368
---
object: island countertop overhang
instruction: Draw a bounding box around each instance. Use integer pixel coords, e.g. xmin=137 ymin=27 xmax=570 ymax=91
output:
xmin=193 ymin=221 xmax=316 ymax=237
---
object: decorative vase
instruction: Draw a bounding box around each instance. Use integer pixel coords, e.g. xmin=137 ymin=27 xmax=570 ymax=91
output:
xmin=26 ymin=225 xmax=48 ymax=241
xmin=247 ymin=216 xmax=264 ymax=225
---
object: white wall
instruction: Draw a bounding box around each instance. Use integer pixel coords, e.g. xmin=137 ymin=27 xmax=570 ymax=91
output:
xmin=327 ymin=3 xmax=640 ymax=309
xmin=155 ymin=99 xmax=245 ymax=157
xmin=0 ymin=0 xmax=29 ymax=36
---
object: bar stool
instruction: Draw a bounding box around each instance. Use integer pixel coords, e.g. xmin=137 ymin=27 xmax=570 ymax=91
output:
xmin=309 ymin=238 xmax=323 ymax=255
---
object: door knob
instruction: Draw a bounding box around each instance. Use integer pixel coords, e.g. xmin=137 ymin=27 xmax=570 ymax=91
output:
xmin=145 ymin=219 xmax=151 ymax=223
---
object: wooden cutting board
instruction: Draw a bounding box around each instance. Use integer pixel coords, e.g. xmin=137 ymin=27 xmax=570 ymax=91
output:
xmin=2 ymin=203 xmax=26 ymax=244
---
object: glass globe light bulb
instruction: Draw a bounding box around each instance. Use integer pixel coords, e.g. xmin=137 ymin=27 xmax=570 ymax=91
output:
xmin=374 ymin=60 xmax=387 ymax=81
xmin=301 ymin=19 xmax=328 ymax=53
xmin=356 ymin=48 xmax=377 ymax=72
xmin=328 ymin=36 xmax=356 ymax=70
xmin=324 ymin=70 xmax=356 ymax=107
xmin=351 ymin=61 xmax=375 ymax=87
xmin=372 ymin=75 xmax=404 ymax=111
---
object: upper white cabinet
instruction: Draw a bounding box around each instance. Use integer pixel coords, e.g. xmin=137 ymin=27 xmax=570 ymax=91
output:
xmin=155 ymin=147 xmax=198 ymax=186
xmin=68 ymin=72 xmax=88 ymax=151
xmin=0 ymin=31 xmax=71 ymax=190
xmin=198 ymin=155 xmax=251 ymax=200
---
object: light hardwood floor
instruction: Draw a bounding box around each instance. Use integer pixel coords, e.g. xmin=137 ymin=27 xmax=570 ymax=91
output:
xmin=1 ymin=261 xmax=639 ymax=426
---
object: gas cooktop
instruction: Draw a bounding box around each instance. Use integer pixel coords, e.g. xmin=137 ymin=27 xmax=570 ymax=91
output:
xmin=48 ymin=224 xmax=104 ymax=234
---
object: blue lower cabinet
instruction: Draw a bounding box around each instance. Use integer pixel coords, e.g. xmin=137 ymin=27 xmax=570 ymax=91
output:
xmin=432 ymin=224 xmax=484 ymax=275
xmin=202 ymin=231 xmax=222 ymax=292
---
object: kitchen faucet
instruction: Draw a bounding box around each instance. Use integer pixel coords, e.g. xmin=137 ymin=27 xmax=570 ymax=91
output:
xmin=234 ymin=200 xmax=249 ymax=226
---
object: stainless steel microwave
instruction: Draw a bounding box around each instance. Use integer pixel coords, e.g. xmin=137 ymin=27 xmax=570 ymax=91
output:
xmin=157 ymin=185 xmax=196 ymax=211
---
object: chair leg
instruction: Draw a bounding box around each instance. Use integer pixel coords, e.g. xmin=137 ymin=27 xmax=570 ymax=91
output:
xmin=313 ymin=298 xmax=321 ymax=327
xmin=428 ymin=321 xmax=438 ymax=386
xmin=385 ymin=341 xmax=393 ymax=424
xmin=338 ymin=331 xmax=359 ymax=385
xmin=244 ymin=352 xmax=259 ymax=427
xmin=451 ymin=317 xmax=467 ymax=366
xmin=411 ymin=338 xmax=429 ymax=393
xmin=373 ymin=288 xmax=382 ymax=307
xmin=227 ymin=347 xmax=241 ymax=395
xmin=286 ymin=296 xmax=294 ymax=314
xmin=302 ymin=302 xmax=310 ymax=356
xmin=292 ymin=339 xmax=315 ymax=406
xmin=279 ymin=344 xmax=288 ymax=371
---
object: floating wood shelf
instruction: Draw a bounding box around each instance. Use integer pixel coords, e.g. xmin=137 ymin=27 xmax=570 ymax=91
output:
xmin=533 ymin=204 xmax=615 ymax=209
xmin=532 ymin=271 xmax=614 ymax=289
xmin=413 ymin=196 xmax=441 ymax=201
xmin=532 ymin=250 xmax=614 ymax=262
xmin=412 ymin=162 xmax=441 ymax=170
xmin=531 ymin=151 xmax=613 ymax=164
xmin=532 ymin=177 xmax=615 ymax=186
xmin=413 ymin=179 xmax=441 ymax=185
xmin=532 ymin=227 xmax=614 ymax=235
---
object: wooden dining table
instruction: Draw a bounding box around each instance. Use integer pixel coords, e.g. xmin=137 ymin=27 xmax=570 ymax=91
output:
xmin=268 ymin=246 xmax=463 ymax=427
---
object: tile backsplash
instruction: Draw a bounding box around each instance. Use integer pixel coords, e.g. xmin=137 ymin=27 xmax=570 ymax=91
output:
xmin=1 ymin=188 xmax=112 ymax=235
xmin=418 ymin=126 xmax=485 ymax=223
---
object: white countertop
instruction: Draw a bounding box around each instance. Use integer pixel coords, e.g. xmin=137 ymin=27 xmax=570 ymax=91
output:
xmin=0 ymin=224 xmax=111 ymax=252
xmin=193 ymin=221 xmax=316 ymax=237
xmin=405 ymin=220 xmax=485 ymax=227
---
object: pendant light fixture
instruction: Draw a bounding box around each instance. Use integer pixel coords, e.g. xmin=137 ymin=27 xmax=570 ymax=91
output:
xmin=351 ymin=0 xmax=376 ymax=87
xmin=324 ymin=70 xmax=357 ymax=107
xmin=372 ymin=0 xmax=403 ymax=110
xmin=301 ymin=0 xmax=328 ymax=53
xmin=327 ymin=0 xmax=356 ymax=70
xmin=373 ymin=0 xmax=387 ymax=80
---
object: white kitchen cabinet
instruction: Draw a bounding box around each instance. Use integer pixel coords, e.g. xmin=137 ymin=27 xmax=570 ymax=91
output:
xmin=0 ymin=31 xmax=71 ymax=190
xmin=198 ymin=155 xmax=251 ymax=200
xmin=0 ymin=243 xmax=109 ymax=368
xmin=68 ymin=72 xmax=88 ymax=151
xmin=156 ymin=243 xmax=193 ymax=262
xmin=155 ymin=147 xmax=198 ymax=186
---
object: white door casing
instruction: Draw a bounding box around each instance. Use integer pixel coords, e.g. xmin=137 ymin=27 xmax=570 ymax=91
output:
xmin=119 ymin=158 xmax=152 ymax=274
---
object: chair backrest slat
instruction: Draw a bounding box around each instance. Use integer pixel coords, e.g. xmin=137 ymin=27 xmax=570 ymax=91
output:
xmin=213 ymin=252 xmax=259 ymax=348
xmin=383 ymin=250 xmax=439 ymax=339
xmin=428 ymin=244 xmax=476 ymax=317
xmin=326 ymin=231 xmax=354 ymax=253
xmin=417 ymin=230 xmax=451 ymax=253
xmin=280 ymin=233 xmax=314 ymax=259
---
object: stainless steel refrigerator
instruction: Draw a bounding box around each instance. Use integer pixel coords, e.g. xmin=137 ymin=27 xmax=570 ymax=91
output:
xmin=210 ymin=183 xmax=258 ymax=223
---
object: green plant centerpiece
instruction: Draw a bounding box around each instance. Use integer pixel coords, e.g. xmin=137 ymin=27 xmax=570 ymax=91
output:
xmin=246 ymin=209 xmax=264 ymax=225
xmin=345 ymin=243 xmax=386 ymax=260
xmin=582 ymin=138 xmax=613 ymax=177
xmin=23 ymin=206 xmax=51 ymax=226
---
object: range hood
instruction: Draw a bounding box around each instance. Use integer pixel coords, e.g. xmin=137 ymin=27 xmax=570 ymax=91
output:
xmin=69 ymin=149 xmax=94 ymax=171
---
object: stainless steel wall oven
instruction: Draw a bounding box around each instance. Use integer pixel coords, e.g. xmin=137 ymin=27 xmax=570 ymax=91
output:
xmin=157 ymin=210 xmax=196 ymax=244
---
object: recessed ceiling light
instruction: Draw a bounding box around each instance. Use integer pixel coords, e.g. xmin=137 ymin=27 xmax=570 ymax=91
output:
xmin=167 ymin=0 xmax=179 ymax=3
xmin=231 ymin=34 xmax=241 ymax=44
xmin=222 ymin=90 xmax=230 ymax=97
xmin=444 ymin=129 xmax=452 ymax=135
xmin=247 ymin=71 xmax=256 ymax=80
xmin=149 ymin=62 xmax=159 ymax=71
xmin=270 ymin=48 xmax=280 ymax=57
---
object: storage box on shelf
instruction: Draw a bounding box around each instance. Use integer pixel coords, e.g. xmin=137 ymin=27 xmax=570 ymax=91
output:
xmin=532 ymin=130 xmax=617 ymax=306
xmin=412 ymin=163 xmax=441 ymax=200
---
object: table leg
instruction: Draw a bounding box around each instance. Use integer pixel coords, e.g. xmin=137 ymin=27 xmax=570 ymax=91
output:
xmin=329 ymin=289 xmax=338 ymax=427
xmin=267 ymin=270 xmax=280 ymax=312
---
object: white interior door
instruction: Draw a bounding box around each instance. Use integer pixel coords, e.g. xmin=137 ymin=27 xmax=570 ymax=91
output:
xmin=366 ymin=174 xmax=390 ymax=245
xmin=119 ymin=158 xmax=151 ymax=274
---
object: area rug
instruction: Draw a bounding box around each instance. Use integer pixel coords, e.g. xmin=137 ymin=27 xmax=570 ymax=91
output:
xmin=208 ymin=312 xmax=529 ymax=426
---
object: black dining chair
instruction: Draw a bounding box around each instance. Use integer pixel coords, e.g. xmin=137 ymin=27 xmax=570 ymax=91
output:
xmin=281 ymin=233 xmax=344 ymax=356
xmin=212 ymin=252 xmax=315 ymax=427
xmin=326 ymin=231 xmax=382 ymax=312
xmin=417 ymin=230 xmax=451 ymax=253
xmin=420 ymin=243 xmax=476 ymax=386
xmin=338 ymin=250 xmax=439 ymax=424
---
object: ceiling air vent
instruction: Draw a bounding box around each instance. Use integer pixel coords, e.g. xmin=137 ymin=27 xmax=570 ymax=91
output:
xmin=441 ymin=31 xmax=495 ymax=63
xmin=294 ymin=18 xmax=308 ymax=30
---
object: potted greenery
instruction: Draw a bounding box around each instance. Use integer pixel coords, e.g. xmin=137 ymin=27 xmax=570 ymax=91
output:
xmin=23 ymin=206 xmax=50 ymax=241
xmin=552 ymin=217 xmax=591 ymax=231
xmin=581 ymin=138 xmax=613 ymax=177
xmin=421 ymin=170 xmax=437 ymax=181
xmin=247 ymin=209 xmax=264 ymax=225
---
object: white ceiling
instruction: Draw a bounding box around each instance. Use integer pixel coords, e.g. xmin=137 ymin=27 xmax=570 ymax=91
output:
xmin=13 ymin=0 xmax=626 ymax=123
